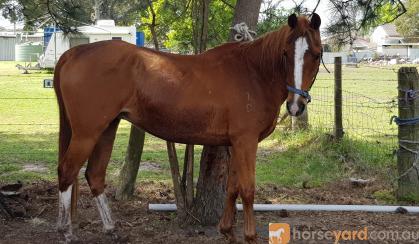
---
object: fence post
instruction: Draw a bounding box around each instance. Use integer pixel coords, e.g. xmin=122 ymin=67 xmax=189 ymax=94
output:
xmin=397 ymin=67 xmax=419 ymax=201
xmin=334 ymin=57 xmax=343 ymax=140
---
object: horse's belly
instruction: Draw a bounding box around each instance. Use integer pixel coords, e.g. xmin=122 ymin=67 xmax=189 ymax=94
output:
xmin=122 ymin=106 xmax=231 ymax=146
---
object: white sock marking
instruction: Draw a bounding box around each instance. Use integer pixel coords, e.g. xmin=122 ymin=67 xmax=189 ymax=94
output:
xmin=95 ymin=193 xmax=115 ymax=232
xmin=291 ymin=37 xmax=309 ymax=115
xmin=58 ymin=184 xmax=73 ymax=238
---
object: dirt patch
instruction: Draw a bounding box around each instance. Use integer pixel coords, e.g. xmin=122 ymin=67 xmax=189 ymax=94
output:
xmin=0 ymin=181 xmax=418 ymax=243
xmin=139 ymin=161 xmax=162 ymax=172
xmin=22 ymin=164 xmax=48 ymax=173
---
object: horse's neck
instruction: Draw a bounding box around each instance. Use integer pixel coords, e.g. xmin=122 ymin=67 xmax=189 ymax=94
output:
xmin=239 ymin=39 xmax=289 ymax=110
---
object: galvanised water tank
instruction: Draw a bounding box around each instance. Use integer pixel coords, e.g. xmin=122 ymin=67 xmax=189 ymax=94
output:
xmin=15 ymin=42 xmax=43 ymax=62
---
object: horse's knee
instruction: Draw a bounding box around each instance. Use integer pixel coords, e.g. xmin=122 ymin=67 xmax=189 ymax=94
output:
xmin=240 ymin=187 xmax=255 ymax=203
xmin=85 ymin=169 xmax=105 ymax=196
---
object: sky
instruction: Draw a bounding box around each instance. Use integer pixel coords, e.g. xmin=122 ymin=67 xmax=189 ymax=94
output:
xmin=0 ymin=0 xmax=331 ymax=30
xmin=0 ymin=15 xmax=20 ymax=30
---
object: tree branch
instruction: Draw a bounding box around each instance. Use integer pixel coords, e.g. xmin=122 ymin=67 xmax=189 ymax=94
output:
xmin=220 ymin=0 xmax=234 ymax=9
xmin=311 ymin=0 xmax=321 ymax=14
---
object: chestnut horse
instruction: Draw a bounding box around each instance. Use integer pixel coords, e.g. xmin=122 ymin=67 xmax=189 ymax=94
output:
xmin=55 ymin=14 xmax=322 ymax=243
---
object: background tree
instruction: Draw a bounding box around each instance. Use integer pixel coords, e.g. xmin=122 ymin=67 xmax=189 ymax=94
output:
xmin=0 ymin=0 xmax=145 ymax=32
xmin=394 ymin=0 xmax=419 ymax=40
xmin=325 ymin=0 xmax=406 ymax=46
xmin=257 ymin=0 xmax=288 ymax=34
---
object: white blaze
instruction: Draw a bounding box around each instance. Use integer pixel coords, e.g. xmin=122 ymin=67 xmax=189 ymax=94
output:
xmin=290 ymin=37 xmax=309 ymax=115
xmin=95 ymin=193 xmax=115 ymax=232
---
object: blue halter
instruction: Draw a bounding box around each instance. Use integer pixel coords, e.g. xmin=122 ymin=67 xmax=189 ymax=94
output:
xmin=287 ymin=85 xmax=311 ymax=103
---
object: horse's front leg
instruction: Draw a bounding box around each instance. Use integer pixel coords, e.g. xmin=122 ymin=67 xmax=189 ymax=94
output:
xmin=218 ymin=170 xmax=239 ymax=243
xmin=219 ymin=135 xmax=258 ymax=243
xmin=233 ymin=136 xmax=258 ymax=243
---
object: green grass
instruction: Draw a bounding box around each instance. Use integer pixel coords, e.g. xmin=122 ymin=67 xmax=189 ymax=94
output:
xmin=0 ymin=61 xmax=415 ymax=191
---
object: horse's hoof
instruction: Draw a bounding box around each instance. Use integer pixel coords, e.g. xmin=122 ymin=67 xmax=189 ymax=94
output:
xmin=244 ymin=235 xmax=258 ymax=244
xmin=219 ymin=227 xmax=237 ymax=243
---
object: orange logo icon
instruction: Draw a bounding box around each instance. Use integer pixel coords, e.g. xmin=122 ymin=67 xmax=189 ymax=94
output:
xmin=269 ymin=223 xmax=290 ymax=244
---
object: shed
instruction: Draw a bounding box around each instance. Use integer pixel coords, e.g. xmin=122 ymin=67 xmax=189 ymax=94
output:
xmin=0 ymin=35 xmax=17 ymax=61
xmin=0 ymin=33 xmax=44 ymax=61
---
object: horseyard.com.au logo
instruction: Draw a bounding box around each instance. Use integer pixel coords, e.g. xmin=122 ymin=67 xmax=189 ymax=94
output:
xmin=269 ymin=223 xmax=290 ymax=244
xmin=269 ymin=222 xmax=419 ymax=243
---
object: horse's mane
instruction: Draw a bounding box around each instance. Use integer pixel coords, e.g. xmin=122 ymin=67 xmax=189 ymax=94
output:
xmin=237 ymin=17 xmax=309 ymax=83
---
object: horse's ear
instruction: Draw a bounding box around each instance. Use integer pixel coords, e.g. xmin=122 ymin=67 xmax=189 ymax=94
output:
xmin=310 ymin=13 xmax=321 ymax=30
xmin=288 ymin=14 xmax=298 ymax=29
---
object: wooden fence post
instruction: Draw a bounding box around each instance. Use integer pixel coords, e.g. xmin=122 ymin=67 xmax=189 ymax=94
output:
xmin=397 ymin=67 xmax=419 ymax=201
xmin=116 ymin=125 xmax=145 ymax=200
xmin=334 ymin=57 xmax=343 ymax=140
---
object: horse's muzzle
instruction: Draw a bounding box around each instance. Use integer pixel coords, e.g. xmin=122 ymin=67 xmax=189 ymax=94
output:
xmin=286 ymin=100 xmax=306 ymax=117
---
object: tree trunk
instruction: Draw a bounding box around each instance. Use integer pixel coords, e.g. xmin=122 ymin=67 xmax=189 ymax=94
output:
xmin=167 ymin=142 xmax=186 ymax=218
xmin=148 ymin=0 xmax=160 ymax=51
xmin=116 ymin=126 xmax=145 ymax=200
xmin=229 ymin=0 xmax=262 ymax=40
xmin=192 ymin=0 xmax=211 ymax=54
xmin=188 ymin=0 xmax=262 ymax=225
xmin=191 ymin=146 xmax=229 ymax=225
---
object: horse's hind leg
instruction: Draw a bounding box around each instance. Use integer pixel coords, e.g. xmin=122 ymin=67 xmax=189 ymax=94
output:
xmin=57 ymin=134 xmax=99 ymax=242
xmin=85 ymin=119 xmax=120 ymax=234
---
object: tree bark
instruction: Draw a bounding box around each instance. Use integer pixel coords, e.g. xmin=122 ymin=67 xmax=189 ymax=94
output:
xmin=148 ymin=0 xmax=160 ymax=51
xmin=192 ymin=0 xmax=211 ymax=54
xmin=229 ymin=0 xmax=262 ymax=41
xmin=183 ymin=144 xmax=194 ymax=208
xmin=116 ymin=126 xmax=145 ymax=200
xmin=191 ymin=146 xmax=229 ymax=225
xmin=167 ymin=142 xmax=186 ymax=218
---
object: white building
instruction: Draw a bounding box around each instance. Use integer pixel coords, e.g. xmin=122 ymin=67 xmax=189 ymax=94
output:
xmin=371 ymin=24 xmax=419 ymax=60
xmin=39 ymin=20 xmax=137 ymax=68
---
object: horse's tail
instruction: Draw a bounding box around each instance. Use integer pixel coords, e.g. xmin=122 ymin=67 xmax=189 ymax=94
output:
xmin=53 ymin=53 xmax=79 ymax=221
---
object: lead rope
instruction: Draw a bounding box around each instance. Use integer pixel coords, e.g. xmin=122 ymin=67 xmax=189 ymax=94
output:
xmin=230 ymin=22 xmax=256 ymax=42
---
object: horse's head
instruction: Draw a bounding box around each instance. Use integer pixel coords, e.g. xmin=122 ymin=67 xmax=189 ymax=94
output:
xmin=284 ymin=13 xmax=322 ymax=116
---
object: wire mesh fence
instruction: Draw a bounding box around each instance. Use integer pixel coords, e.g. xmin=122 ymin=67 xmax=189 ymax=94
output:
xmin=309 ymin=76 xmax=397 ymax=156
